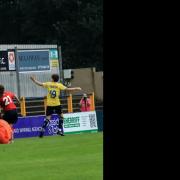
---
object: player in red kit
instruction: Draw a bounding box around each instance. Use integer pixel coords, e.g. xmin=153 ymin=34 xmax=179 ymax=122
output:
xmin=0 ymin=84 xmax=20 ymax=127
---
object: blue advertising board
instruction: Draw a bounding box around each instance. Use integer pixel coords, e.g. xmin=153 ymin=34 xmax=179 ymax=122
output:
xmin=13 ymin=112 xmax=98 ymax=138
xmin=17 ymin=50 xmax=50 ymax=72
xmin=13 ymin=115 xmax=58 ymax=138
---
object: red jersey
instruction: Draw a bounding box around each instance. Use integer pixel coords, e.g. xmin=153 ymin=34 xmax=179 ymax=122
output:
xmin=0 ymin=91 xmax=17 ymax=111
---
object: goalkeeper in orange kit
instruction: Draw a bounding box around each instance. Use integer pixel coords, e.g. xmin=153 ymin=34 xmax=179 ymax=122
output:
xmin=0 ymin=119 xmax=13 ymax=144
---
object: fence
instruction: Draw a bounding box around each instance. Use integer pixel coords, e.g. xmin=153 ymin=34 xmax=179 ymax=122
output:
xmin=0 ymin=93 xmax=103 ymax=132
xmin=17 ymin=93 xmax=95 ymax=117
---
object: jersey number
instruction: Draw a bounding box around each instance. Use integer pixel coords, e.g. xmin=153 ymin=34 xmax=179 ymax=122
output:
xmin=50 ymin=90 xmax=56 ymax=98
xmin=3 ymin=96 xmax=13 ymax=106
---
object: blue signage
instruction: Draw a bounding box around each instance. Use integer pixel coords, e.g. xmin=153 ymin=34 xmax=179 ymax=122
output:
xmin=13 ymin=115 xmax=59 ymax=138
xmin=17 ymin=50 xmax=50 ymax=72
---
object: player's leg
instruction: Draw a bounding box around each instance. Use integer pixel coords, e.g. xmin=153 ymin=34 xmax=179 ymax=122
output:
xmin=57 ymin=113 xmax=65 ymax=136
xmin=2 ymin=109 xmax=18 ymax=124
xmin=56 ymin=105 xmax=65 ymax=136
xmin=39 ymin=115 xmax=51 ymax=138
xmin=2 ymin=110 xmax=18 ymax=142
xmin=8 ymin=124 xmax=14 ymax=143
xmin=39 ymin=106 xmax=52 ymax=138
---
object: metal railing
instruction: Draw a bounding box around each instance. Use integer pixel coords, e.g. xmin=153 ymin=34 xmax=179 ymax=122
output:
xmin=18 ymin=92 xmax=97 ymax=117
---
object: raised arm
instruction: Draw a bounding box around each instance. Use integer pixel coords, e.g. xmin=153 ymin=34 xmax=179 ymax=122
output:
xmin=30 ymin=76 xmax=43 ymax=87
xmin=65 ymin=87 xmax=82 ymax=91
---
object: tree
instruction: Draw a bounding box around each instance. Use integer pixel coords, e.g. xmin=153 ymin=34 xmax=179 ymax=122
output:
xmin=0 ymin=0 xmax=103 ymax=71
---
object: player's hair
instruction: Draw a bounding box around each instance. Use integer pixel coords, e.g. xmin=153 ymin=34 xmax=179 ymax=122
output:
xmin=51 ymin=74 xmax=59 ymax=82
xmin=0 ymin=84 xmax=5 ymax=95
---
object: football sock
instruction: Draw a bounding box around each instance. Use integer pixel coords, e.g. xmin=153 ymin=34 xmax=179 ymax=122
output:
xmin=58 ymin=119 xmax=64 ymax=134
xmin=42 ymin=119 xmax=49 ymax=129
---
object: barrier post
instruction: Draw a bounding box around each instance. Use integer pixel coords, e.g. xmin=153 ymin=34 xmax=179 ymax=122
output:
xmin=67 ymin=94 xmax=73 ymax=113
xmin=20 ymin=97 xmax=26 ymax=117
xmin=90 ymin=92 xmax=95 ymax=111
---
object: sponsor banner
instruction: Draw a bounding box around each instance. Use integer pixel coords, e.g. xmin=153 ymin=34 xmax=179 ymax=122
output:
xmin=0 ymin=51 xmax=9 ymax=71
xmin=49 ymin=49 xmax=59 ymax=68
xmin=1 ymin=49 xmax=59 ymax=72
xmin=49 ymin=49 xmax=58 ymax=60
xmin=13 ymin=111 xmax=98 ymax=138
xmin=0 ymin=50 xmax=15 ymax=71
xmin=64 ymin=111 xmax=98 ymax=132
xmin=17 ymin=50 xmax=50 ymax=72
xmin=8 ymin=51 xmax=15 ymax=70
xmin=51 ymin=60 xmax=59 ymax=68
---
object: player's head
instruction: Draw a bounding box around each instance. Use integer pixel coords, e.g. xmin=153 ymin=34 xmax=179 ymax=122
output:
xmin=51 ymin=74 xmax=59 ymax=82
xmin=0 ymin=84 xmax=5 ymax=98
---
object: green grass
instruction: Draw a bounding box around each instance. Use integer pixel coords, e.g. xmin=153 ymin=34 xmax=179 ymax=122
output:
xmin=0 ymin=132 xmax=103 ymax=180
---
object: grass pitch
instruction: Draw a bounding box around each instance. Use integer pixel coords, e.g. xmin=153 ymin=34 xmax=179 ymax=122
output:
xmin=0 ymin=132 xmax=103 ymax=180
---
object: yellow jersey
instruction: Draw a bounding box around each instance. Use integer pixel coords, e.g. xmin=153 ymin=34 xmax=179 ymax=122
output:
xmin=43 ymin=82 xmax=67 ymax=106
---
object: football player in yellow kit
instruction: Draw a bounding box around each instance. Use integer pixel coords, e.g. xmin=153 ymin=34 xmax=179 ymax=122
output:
xmin=30 ymin=74 xmax=81 ymax=137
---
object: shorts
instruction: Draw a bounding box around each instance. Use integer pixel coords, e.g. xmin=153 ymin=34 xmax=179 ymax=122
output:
xmin=3 ymin=109 xmax=18 ymax=124
xmin=0 ymin=119 xmax=13 ymax=144
xmin=46 ymin=105 xmax=63 ymax=116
